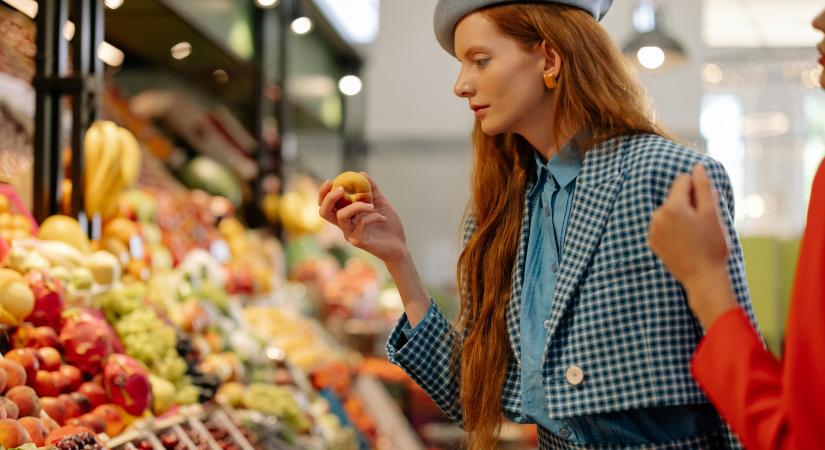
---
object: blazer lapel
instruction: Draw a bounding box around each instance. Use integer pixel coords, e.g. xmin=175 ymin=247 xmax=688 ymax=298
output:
xmin=544 ymin=136 xmax=627 ymax=342
xmin=504 ymin=182 xmax=532 ymax=365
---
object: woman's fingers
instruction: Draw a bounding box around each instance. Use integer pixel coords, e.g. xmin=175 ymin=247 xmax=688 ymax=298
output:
xmin=336 ymin=202 xmax=376 ymax=233
xmin=319 ymin=186 xmax=345 ymax=224
xmin=318 ymin=180 xmax=332 ymax=206
xmin=355 ymin=212 xmax=388 ymax=230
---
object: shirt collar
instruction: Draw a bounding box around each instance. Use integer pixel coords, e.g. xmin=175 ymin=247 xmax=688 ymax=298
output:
xmin=532 ymin=140 xmax=583 ymax=191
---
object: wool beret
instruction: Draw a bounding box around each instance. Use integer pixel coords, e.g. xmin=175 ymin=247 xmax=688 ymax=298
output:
xmin=434 ymin=0 xmax=613 ymax=56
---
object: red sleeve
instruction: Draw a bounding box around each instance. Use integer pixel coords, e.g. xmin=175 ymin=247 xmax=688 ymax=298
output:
xmin=692 ymin=308 xmax=791 ymax=450
xmin=691 ymin=160 xmax=825 ymax=450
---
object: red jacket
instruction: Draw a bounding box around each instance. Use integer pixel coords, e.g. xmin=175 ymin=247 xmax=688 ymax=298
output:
xmin=692 ymin=160 xmax=825 ymax=450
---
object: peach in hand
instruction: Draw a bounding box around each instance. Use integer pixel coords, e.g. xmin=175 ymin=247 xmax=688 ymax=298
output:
xmin=331 ymin=172 xmax=373 ymax=209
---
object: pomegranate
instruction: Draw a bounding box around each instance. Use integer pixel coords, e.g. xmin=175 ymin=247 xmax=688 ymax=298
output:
xmin=59 ymin=309 xmax=119 ymax=375
xmin=103 ymin=354 xmax=151 ymax=416
xmin=24 ymin=271 xmax=64 ymax=330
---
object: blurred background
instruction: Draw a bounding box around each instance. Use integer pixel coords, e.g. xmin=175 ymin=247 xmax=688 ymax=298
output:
xmin=0 ymin=0 xmax=822 ymax=449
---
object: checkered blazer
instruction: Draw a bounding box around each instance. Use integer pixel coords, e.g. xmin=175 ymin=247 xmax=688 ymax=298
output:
xmin=386 ymin=134 xmax=756 ymax=447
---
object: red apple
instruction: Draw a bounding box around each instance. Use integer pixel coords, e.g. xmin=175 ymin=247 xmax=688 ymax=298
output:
xmin=77 ymin=383 xmax=107 ymax=408
xmin=58 ymin=365 xmax=82 ymax=392
xmin=39 ymin=397 xmax=64 ymax=426
xmin=36 ymin=347 xmax=61 ymax=372
xmin=52 ymin=372 xmax=70 ymax=395
xmin=57 ymin=395 xmax=81 ymax=421
xmin=33 ymin=371 xmax=61 ymax=398
xmin=68 ymin=393 xmax=92 ymax=414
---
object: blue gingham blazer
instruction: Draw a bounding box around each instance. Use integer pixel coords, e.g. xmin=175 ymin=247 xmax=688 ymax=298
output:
xmin=386 ymin=134 xmax=756 ymax=447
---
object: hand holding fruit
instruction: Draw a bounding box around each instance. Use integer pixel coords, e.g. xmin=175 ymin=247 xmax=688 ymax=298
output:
xmin=319 ymin=172 xmax=408 ymax=266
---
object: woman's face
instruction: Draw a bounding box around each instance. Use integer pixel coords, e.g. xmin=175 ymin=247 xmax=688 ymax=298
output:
xmin=452 ymin=12 xmax=552 ymax=136
xmin=815 ymin=9 xmax=825 ymax=89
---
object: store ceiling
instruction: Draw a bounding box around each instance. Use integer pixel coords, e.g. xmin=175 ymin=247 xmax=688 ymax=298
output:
xmin=703 ymin=0 xmax=823 ymax=47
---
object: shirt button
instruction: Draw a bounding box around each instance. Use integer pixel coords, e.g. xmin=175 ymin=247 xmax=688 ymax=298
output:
xmin=543 ymin=205 xmax=551 ymax=217
xmin=566 ymin=365 xmax=584 ymax=386
xmin=551 ymin=262 xmax=558 ymax=273
xmin=543 ymin=320 xmax=551 ymax=330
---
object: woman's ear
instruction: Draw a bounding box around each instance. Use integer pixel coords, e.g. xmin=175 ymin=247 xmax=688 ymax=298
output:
xmin=541 ymin=41 xmax=562 ymax=75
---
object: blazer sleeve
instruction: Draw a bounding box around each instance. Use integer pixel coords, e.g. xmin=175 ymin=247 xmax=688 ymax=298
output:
xmin=384 ymin=213 xmax=478 ymax=426
xmin=691 ymin=160 xmax=825 ymax=450
xmin=703 ymin=159 xmax=758 ymax=328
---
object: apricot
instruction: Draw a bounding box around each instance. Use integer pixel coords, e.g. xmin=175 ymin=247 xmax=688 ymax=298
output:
xmin=4 ymin=349 xmax=39 ymax=384
xmin=0 ymin=360 xmax=27 ymax=391
xmin=0 ymin=418 xmax=30 ymax=448
xmin=6 ymin=385 xmax=41 ymax=417
xmin=331 ymin=172 xmax=373 ymax=209
xmin=0 ymin=398 xmax=17 ymax=419
xmin=18 ymin=417 xmax=47 ymax=446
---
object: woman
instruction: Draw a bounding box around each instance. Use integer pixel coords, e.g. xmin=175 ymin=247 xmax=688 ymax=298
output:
xmin=648 ymin=9 xmax=825 ymax=450
xmin=320 ymin=1 xmax=756 ymax=448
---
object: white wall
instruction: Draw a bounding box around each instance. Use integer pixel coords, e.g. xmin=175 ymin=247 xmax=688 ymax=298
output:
xmin=363 ymin=0 xmax=706 ymax=287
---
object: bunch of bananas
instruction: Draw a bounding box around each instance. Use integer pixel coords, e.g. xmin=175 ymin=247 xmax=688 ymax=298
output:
xmin=83 ymin=120 xmax=141 ymax=218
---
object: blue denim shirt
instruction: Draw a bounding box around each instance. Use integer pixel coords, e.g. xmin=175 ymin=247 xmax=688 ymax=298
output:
xmin=521 ymin=144 xmax=717 ymax=445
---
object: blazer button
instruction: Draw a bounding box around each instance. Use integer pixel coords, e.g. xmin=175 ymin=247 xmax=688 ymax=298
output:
xmin=566 ymin=365 xmax=584 ymax=386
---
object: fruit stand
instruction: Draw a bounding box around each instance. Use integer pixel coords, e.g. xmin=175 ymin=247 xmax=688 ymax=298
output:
xmin=0 ymin=174 xmax=427 ymax=450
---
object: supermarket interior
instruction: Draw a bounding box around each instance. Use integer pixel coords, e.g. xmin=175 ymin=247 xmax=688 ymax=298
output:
xmin=0 ymin=0 xmax=823 ymax=449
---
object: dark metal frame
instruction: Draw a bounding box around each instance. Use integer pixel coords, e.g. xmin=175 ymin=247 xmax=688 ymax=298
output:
xmin=33 ymin=0 xmax=104 ymax=222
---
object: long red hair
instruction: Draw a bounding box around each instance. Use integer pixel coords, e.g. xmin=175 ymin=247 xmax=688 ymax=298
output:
xmin=454 ymin=4 xmax=668 ymax=449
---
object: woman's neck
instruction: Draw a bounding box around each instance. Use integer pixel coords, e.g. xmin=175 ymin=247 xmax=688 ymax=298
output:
xmin=520 ymin=124 xmax=577 ymax=160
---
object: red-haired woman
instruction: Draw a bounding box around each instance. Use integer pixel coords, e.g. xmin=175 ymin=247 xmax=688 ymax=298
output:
xmin=320 ymin=1 xmax=756 ymax=449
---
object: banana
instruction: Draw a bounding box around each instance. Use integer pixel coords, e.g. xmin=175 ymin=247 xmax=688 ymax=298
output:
xmin=118 ymin=127 xmax=141 ymax=187
xmin=85 ymin=121 xmax=123 ymax=216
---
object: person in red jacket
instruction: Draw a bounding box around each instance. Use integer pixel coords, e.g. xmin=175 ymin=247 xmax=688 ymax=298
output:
xmin=647 ymin=9 xmax=825 ymax=450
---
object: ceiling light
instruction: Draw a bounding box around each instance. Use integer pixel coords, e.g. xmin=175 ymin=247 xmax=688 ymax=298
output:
xmin=255 ymin=0 xmax=279 ymax=7
xmin=338 ymin=75 xmax=362 ymax=96
xmin=290 ymin=17 xmax=313 ymax=35
xmin=623 ymin=1 xmax=687 ymax=71
xmin=742 ymin=111 xmax=790 ymax=139
xmin=212 ymin=69 xmax=229 ymax=83
xmin=63 ymin=21 xmax=75 ymax=41
xmin=97 ymin=41 xmax=125 ymax=66
xmin=701 ymin=63 xmax=723 ymax=84
xmin=636 ymin=47 xmax=665 ymax=70
xmin=1 ymin=0 xmax=38 ymax=19
xmin=170 ymin=42 xmax=192 ymax=60
xmin=104 ymin=0 xmax=124 ymax=9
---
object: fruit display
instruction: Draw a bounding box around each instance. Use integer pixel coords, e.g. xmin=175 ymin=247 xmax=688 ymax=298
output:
xmin=0 ymin=156 xmax=418 ymax=450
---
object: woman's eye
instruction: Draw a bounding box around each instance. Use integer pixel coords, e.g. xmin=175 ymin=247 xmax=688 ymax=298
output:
xmin=474 ymin=58 xmax=490 ymax=69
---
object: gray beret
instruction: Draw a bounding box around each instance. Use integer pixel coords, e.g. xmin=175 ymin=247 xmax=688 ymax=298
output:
xmin=434 ymin=0 xmax=613 ymax=56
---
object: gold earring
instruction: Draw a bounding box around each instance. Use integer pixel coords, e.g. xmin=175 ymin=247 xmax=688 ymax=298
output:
xmin=543 ymin=72 xmax=558 ymax=89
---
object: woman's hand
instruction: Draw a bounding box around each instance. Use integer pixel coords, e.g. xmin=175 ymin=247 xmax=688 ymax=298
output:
xmin=318 ymin=172 xmax=408 ymax=266
xmin=649 ymin=164 xmax=739 ymax=328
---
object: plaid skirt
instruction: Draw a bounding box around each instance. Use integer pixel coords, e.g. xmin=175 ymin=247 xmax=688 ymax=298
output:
xmin=537 ymin=426 xmax=730 ymax=450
